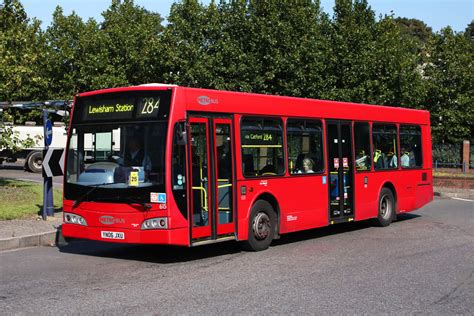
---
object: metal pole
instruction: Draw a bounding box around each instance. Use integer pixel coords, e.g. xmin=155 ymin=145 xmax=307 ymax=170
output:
xmin=42 ymin=110 xmax=54 ymax=220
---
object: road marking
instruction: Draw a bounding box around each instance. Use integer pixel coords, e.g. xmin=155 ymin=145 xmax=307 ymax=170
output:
xmin=451 ymin=197 xmax=474 ymax=202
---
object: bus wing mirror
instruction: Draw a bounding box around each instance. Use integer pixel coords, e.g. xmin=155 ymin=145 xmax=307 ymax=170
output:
xmin=177 ymin=130 xmax=187 ymax=145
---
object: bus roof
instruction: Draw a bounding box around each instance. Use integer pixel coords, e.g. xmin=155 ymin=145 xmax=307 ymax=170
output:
xmin=77 ymin=84 xmax=430 ymax=125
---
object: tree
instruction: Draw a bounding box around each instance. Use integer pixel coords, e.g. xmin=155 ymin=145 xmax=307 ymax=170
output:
xmin=395 ymin=17 xmax=433 ymax=46
xmin=424 ymin=27 xmax=474 ymax=143
xmin=0 ymin=0 xmax=47 ymax=102
xmin=101 ymin=0 xmax=164 ymax=85
xmin=465 ymin=20 xmax=474 ymax=41
xmin=160 ymin=0 xmax=211 ymax=87
xmin=244 ymin=0 xmax=332 ymax=97
xmin=321 ymin=0 xmax=426 ymax=109
xmin=44 ymin=7 xmax=88 ymax=99
xmin=161 ymin=0 xmax=332 ymax=97
xmin=44 ymin=7 xmax=123 ymax=98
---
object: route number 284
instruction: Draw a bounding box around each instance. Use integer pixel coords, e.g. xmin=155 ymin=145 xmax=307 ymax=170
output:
xmin=141 ymin=97 xmax=160 ymax=115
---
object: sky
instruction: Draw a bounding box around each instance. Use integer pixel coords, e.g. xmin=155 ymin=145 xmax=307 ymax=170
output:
xmin=19 ymin=0 xmax=474 ymax=32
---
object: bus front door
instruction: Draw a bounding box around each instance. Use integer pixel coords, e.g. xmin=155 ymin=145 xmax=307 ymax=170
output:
xmin=188 ymin=117 xmax=235 ymax=243
xmin=327 ymin=121 xmax=354 ymax=223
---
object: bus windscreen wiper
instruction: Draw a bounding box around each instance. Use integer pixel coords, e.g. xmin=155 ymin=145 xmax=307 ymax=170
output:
xmin=72 ymin=182 xmax=118 ymax=207
xmin=120 ymin=197 xmax=152 ymax=210
xmin=92 ymin=196 xmax=151 ymax=211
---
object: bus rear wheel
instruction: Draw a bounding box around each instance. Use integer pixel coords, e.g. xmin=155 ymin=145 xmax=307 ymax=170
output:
xmin=26 ymin=151 xmax=43 ymax=173
xmin=242 ymin=200 xmax=276 ymax=251
xmin=375 ymin=188 xmax=395 ymax=227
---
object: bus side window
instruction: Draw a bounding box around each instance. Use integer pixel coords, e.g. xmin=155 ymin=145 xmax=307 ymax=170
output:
xmin=354 ymin=122 xmax=371 ymax=171
xmin=400 ymin=125 xmax=422 ymax=168
xmin=373 ymin=124 xmax=398 ymax=170
xmin=241 ymin=117 xmax=285 ymax=177
xmin=287 ymin=119 xmax=324 ymax=174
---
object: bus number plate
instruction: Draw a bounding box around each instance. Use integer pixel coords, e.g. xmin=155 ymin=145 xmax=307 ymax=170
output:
xmin=101 ymin=231 xmax=125 ymax=240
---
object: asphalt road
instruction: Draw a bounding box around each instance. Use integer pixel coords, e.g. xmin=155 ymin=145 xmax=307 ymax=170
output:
xmin=1 ymin=198 xmax=473 ymax=314
xmin=0 ymin=160 xmax=63 ymax=186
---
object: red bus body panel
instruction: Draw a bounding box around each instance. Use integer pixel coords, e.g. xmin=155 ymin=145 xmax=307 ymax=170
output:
xmin=62 ymin=85 xmax=433 ymax=246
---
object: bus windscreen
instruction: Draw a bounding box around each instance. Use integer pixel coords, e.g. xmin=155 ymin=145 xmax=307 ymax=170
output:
xmin=65 ymin=90 xmax=171 ymax=204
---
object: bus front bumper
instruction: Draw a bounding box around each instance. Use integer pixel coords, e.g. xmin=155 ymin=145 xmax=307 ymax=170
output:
xmin=62 ymin=223 xmax=189 ymax=246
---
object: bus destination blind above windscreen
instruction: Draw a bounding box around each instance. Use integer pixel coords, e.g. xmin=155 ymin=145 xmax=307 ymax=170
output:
xmin=73 ymin=90 xmax=172 ymax=123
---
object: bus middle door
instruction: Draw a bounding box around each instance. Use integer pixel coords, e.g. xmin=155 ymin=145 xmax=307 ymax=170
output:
xmin=188 ymin=117 xmax=235 ymax=244
xmin=327 ymin=120 xmax=354 ymax=223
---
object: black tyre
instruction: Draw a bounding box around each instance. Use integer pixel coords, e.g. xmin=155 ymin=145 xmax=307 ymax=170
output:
xmin=375 ymin=187 xmax=395 ymax=227
xmin=26 ymin=151 xmax=43 ymax=173
xmin=242 ymin=200 xmax=276 ymax=251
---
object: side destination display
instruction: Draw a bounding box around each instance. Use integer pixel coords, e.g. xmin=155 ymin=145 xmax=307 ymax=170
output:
xmin=241 ymin=130 xmax=279 ymax=146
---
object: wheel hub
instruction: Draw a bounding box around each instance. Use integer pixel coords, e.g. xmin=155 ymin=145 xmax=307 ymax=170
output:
xmin=253 ymin=212 xmax=270 ymax=240
xmin=380 ymin=195 xmax=391 ymax=219
xmin=33 ymin=159 xmax=43 ymax=169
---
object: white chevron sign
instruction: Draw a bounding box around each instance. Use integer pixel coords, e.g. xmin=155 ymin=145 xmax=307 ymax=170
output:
xmin=42 ymin=148 xmax=65 ymax=178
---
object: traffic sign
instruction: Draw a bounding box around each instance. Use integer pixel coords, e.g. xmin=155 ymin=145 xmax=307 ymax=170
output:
xmin=45 ymin=119 xmax=53 ymax=146
xmin=42 ymin=148 xmax=65 ymax=178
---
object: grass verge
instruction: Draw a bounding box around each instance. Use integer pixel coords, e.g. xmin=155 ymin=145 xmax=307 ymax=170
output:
xmin=0 ymin=178 xmax=62 ymax=220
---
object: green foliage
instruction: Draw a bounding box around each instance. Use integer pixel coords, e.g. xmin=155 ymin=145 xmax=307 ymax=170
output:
xmin=395 ymin=17 xmax=432 ymax=46
xmin=423 ymin=27 xmax=474 ymax=143
xmin=0 ymin=0 xmax=472 ymax=147
xmin=101 ymin=0 xmax=164 ymax=85
xmin=2 ymin=108 xmax=43 ymax=125
xmin=465 ymin=20 xmax=474 ymax=41
xmin=0 ymin=0 xmax=47 ymax=102
xmin=432 ymin=143 xmax=461 ymax=164
xmin=0 ymin=125 xmax=41 ymax=153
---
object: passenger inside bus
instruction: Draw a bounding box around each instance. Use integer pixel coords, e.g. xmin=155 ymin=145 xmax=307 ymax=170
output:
xmin=298 ymin=158 xmax=315 ymax=173
xmin=401 ymin=147 xmax=410 ymax=167
xmin=373 ymin=147 xmax=386 ymax=169
xmin=355 ymin=150 xmax=369 ymax=170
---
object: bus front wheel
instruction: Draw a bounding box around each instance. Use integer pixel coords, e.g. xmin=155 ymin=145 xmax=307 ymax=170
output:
xmin=242 ymin=200 xmax=276 ymax=251
xmin=375 ymin=188 xmax=395 ymax=227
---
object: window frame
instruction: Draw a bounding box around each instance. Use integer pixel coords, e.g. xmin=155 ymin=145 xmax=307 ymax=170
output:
xmin=240 ymin=115 xmax=286 ymax=179
xmin=286 ymin=118 xmax=325 ymax=176
xmin=399 ymin=124 xmax=423 ymax=169
xmin=353 ymin=121 xmax=372 ymax=173
xmin=372 ymin=123 xmax=399 ymax=172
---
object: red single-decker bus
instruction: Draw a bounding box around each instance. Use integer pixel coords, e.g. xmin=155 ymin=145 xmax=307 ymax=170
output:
xmin=62 ymin=84 xmax=433 ymax=251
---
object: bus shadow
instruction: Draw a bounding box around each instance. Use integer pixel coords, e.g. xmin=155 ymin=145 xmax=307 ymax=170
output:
xmin=57 ymin=213 xmax=421 ymax=264
xmin=57 ymin=239 xmax=242 ymax=264
xmin=274 ymin=213 xmax=421 ymax=247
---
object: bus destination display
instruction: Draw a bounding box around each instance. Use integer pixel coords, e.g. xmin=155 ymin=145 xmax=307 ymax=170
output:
xmin=83 ymin=96 xmax=163 ymax=121
xmin=136 ymin=97 xmax=160 ymax=118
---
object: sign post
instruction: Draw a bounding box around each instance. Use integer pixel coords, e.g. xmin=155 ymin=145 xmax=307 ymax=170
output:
xmin=42 ymin=110 xmax=54 ymax=220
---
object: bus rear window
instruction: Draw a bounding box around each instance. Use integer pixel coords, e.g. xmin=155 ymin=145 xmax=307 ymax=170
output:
xmin=241 ymin=117 xmax=285 ymax=177
xmin=400 ymin=125 xmax=422 ymax=168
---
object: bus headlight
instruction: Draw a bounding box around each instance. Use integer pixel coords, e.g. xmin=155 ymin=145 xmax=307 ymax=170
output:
xmin=141 ymin=217 xmax=168 ymax=230
xmin=64 ymin=212 xmax=88 ymax=226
